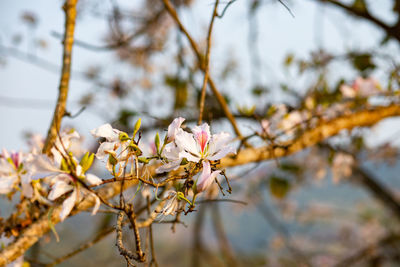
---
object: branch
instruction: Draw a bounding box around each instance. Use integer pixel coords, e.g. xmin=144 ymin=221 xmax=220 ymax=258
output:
xmin=312 ymin=0 xmax=400 ymax=41
xmin=198 ymin=0 xmax=219 ymax=125
xmin=42 ymin=0 xmax=79 ymax=155
xmin=161 ymin=0 xmax=244 ymax=140
xmin=1 ymin=104 xmax=400 ymax=265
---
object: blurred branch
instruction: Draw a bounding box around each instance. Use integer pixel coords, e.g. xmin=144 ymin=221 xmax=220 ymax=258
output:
xmin=44 ymin=223 xmax=117 ymax=267
xmin=211 ymin=204 xmax=238 ymax=267
xmin=335 ymin=233 xmax=400 ymax=267
xmin=161 ymin=0 xmax=245 ymax=140
xmin=353 ymin=166 xmax=400 ymax=221
xmin=1 ymin=103 xmax=400 ymax=264
xmin=42 ymin=0 xmax=79 ymax=155
xmin=312 ymin=0 xmax=400 ymax=42
xmin=198 ymin=0 xmax=219 ymax=125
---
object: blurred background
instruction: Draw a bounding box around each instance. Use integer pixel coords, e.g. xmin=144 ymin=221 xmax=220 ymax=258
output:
xmin=1 ymin=0 xmax=400 ymax=266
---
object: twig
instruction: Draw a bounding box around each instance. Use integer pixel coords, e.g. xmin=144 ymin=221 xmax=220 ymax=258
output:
xmin=147 ymin=196 xmax=159 ymax=267
xmin=161 ymin=0 xmax=244 ymax=140
xmin=211 ymin=204 xmax=238 ymax=267
xmin=42 ymin=0 xmax=79 ymax=155
xmin=198 ymin=0 xmax=219 ymax=125
xmin=334 ymin=233 xmax=400 ymax=267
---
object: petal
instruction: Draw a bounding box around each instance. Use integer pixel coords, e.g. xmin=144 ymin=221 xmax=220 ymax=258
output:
xmin=0 ymin=176 xmax=17 ymax=194
xmin=48 ymin=180 xmax=74 ymax=200
xmin=0 ymin=158 xmax=15 ymax=175
xmin=85 ymin=173 xmax=102 ymax=186
xmin=162 ymin=143 xmax=180 ymax=161
xmin=196 ymin=161 xmax=220 ymax=192
xmin=60 ymin=189 xmax=77 ymax=221
xmin=192 ymin=123 xmax=211 ymax=153
xmin=207 ymin=132 xmax=232 ymax=157
xmin=175 ymin=130 xmax=200 ymax=157
xmin=178 ymin=151 xmax=201 ymax=163
xmin=167 ymin=117 xmax=185 ymax=142
xmin=91 ymin=193 xmax=101 ymax=216
xmin=21 ymin=174 xmax=33 ymax=198
xmin=95 ymin=141 xmax=116 ymax=159
xmin=156 ymin=159 xmax=182 ymax=174
xmin=207 ymin=145 xmax=236 ymax=161
xmin=29 ymin=155 xmax=63 ymax=176
xmin=91 ymin=124 xmax=120 ymax=141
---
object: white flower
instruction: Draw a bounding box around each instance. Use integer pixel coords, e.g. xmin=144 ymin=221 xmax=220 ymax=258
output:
xmin=29 ymin=154 xmax=102 ymax=221
xmin=196 ymin=161 xmax=221 ymax=192
xmin=51 ymin=129 xmax=80 ymax=167
xmin=155 ymin=118 xmax=186 ymax=174
xmin=0 ymin=149 xmax=32 ymax=198
xmin=156 ymin=142 xmax=182 ymax=173
xmin=48 ymin=174 xmax=101 ymax=221
xmin=175 ymin=123 xmax=236 ymax=163
xmin=91 ymin=123 xmax=125 ymax=159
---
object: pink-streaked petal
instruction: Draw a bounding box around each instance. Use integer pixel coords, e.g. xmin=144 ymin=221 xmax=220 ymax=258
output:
xmin=86 ymin=173 xmax=102 ymax=186
xmin=175 ymin=130 xmax=200 ymax=157
xmin=167 ymin=117 xmax=185 ymax=142
xmin=48 ymin=180 xmax=74 ymax=200
xmin=90 ymin=124 xmax=120 ymax=141
xmin=60 ymin=189 xmax=77 ymax=221
xmin=192 ymin=123 xmax=210 ymax=153
xmin=179 ymin=151 xmax=201 ymax=163
xmin=156 ymin=160 xmax=182 ymax=174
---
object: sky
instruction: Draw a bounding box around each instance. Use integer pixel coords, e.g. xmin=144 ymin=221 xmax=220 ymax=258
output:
xmin=0 ymin=0 xmax=399 ymax=150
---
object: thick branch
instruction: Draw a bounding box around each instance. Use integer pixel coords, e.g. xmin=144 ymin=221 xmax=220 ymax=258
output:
xmin=42 ymin=0 xmax=79 ymax=155
xmin=1 ymin=104 xmax=400 ymax=265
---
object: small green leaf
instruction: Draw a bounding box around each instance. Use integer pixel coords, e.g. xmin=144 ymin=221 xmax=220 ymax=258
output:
xmin=154 ymin=132 xmax=160 ymax=153
xmin=60 ymin=158 xmax=69 ymax=172
xmin=80 ymin=152 xmax=94 ymax=173
xmin=133 ymin=118 xmax=141 ymax=138
xmin=119 ymin=132 xmax=130 ymax=142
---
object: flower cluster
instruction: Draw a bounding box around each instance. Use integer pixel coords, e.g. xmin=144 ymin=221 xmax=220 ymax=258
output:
xmin=0 ymin=118 xmax=236 ymax=222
